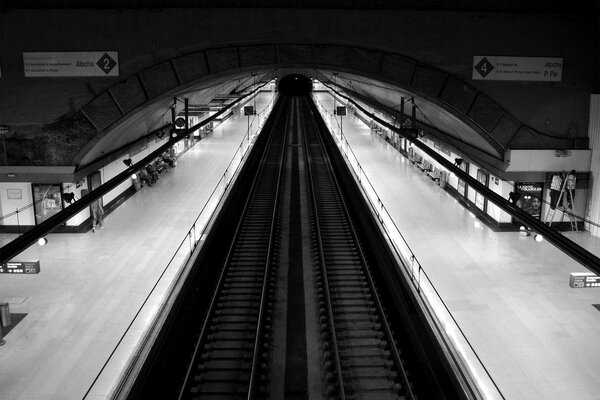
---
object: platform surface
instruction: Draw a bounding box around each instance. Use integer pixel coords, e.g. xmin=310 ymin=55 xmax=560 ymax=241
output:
xmin=0 ymin=92 xmax=275 ymax=400
xmin=314 ymin=91 xmax=600 ymax=400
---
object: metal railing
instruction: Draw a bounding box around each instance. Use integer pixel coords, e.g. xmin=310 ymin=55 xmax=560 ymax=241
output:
xmin=0 ymin=85 xmax=271 ymax=265
xmin=313 ymin=94 xmax=505 ymax=400
xmin=80 ymin=95 xmax=275 ymax=400
xmin=320 ymin=85 xmax=600 ymax=271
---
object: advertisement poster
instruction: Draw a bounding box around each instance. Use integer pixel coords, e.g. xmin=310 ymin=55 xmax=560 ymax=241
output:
xmin=514 ymin=182 xmax=543 ymax=221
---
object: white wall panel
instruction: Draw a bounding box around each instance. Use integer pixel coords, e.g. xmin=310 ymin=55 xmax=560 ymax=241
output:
xmin=506 ymin=149 xmax=591 ymax=172
xmin=586 ymin=95 xmax=600 ymax=236
xmin=0 ymin=182 xmax=35 ymax=226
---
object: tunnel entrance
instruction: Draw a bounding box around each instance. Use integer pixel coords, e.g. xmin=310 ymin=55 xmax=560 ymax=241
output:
xmin=277 ymin=74 xmax=313 ymax=96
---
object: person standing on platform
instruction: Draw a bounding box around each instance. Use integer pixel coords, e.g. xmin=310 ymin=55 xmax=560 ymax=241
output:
xmin=549 ymin=172 xmax=564 ymax=209
xmin=91 ymin=200 xmax=104 ymax=232
xmin=139 ymin=168 xmax=154 ymax=187
xmin=146 ymin=163 xmax=159 ymax=182
xmin=566 ymin=170 xmax=577 ymax=208
xmin=162 ymin=151 xmax=175 ymax=168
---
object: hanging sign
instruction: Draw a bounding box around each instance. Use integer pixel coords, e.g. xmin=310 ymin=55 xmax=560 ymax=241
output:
xmin=569 ymin=272 xmax=600 ymax=288
xmin=0 ymin=260 xmax=40 ymax=274
xmin=472 ymin=56 xmax=562 ymax=81
xmin=175 ymin=117 xmax=187 ymax=128
xmin=23 ymin=52 xmax=119 ymax=77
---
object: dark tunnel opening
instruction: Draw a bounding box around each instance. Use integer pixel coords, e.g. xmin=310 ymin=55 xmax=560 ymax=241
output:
xmin=277 ymin=74 xmax=313 ymax=96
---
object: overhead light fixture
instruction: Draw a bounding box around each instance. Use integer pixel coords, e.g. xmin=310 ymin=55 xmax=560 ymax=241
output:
xmin=534 ymin=234 xmax=543 ymax=242
xmin=123 ymin=158 xmax=133 ymax=168
xmin=37 ymin=237 xmax=48 ymax=246
xmin=454 ymin=158 xmax=463 ymax=167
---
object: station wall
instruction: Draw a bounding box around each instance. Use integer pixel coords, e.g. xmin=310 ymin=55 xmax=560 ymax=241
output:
xmin=0 ymin=182 xmax=35 ymax=227
xmin=0 ymin=7 xmax=596 ymax=145
xmin=362 ymin=104 xmax=589 ymax=231
xmin=0 ymin=135 xmax=172 ymax=231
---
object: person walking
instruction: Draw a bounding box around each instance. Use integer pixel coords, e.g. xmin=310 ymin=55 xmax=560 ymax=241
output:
xmin=91 ymin=200 xmax=104 ymax=232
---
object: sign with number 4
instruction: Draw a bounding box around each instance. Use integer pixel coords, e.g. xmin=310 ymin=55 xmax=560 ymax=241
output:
xmin=472 ymin=55 xmax=562 ymax=82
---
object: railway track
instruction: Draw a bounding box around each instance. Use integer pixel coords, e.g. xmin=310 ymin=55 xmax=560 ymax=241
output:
xmin=301 ymin=97 xmax=416 ymax=400
xmin=131 ymin=92 xmax=463 ymax=400
xmin=177 ymin=98 xmax=290 ymax=400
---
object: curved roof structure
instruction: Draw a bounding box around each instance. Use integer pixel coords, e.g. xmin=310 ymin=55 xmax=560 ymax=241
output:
xmin=64 ymin=43 xmax=586 ymax=179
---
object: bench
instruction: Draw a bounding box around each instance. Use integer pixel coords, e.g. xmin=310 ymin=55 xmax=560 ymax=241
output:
xmin=427 ymin=168 xmax=441 ymax=182
xmin=418 ymin=161 xmax=432 ymax=172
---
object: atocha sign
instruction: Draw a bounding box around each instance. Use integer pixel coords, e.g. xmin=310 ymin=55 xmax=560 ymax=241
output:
xmin=23 ymin=52 xmax=119 ymax=77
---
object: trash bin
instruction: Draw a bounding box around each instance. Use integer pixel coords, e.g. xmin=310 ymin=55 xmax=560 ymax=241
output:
xmin=132 ymin=174 xmax=141 ymax=191
xmin=0 ymin=302 xmax=11 ymax=327
xmin=439 ymin=171 xmax=448 ymax=189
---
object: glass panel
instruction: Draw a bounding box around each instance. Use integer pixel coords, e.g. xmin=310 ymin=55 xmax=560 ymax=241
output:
xmin=32 ymin=184 xmax=63 ymax=224
xmin=457 ymin=161 xmax=469 ymax=197
xmin=475 ymin=169 xmax=489 ymax=212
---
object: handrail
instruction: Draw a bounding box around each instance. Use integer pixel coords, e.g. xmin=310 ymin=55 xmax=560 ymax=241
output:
xmin=321 ymin=84 xmax=600 ymax=272
xmin=0 ymin=84 xmax=269 ymax=265
xmin=313 ymin=93 xmax=505 ymax=399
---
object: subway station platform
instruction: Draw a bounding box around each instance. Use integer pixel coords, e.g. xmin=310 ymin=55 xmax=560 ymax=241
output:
xmin=1 ymin=90 xmax=600 ymax=400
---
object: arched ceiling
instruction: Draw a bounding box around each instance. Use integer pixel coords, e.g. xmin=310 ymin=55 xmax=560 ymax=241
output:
xmin=2 ymin=2 xmax=596 ymax=180
xmin=74 ymin=44 xmax=530 ymax=176
xmin=322 ymin=71 xmax=505 ymax=159
xmin=76 ymin=72 xmax=270 ymax=166
xmin=77 ymin=65 xmax=509 ymax=175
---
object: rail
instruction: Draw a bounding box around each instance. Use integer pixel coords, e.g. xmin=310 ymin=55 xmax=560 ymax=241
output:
xmin=0 ymin=84 xmax=272 ymax=265
xmin=79 ymin=94 xmax=276 ymax=400
xmin=320 ymin=85 xmax=600 ymax=271
xmin=313 ymin=94 xmax=505 ymax=400
xmin=176 ymin=95 xmax=284 ymax=400
xmin=306 ymin=95 xmax=417 ymax=399
xmin=247 ymin=97 xmax=288 ymax=400
xmin=303 ymin=103 xmax=347 ymax=399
